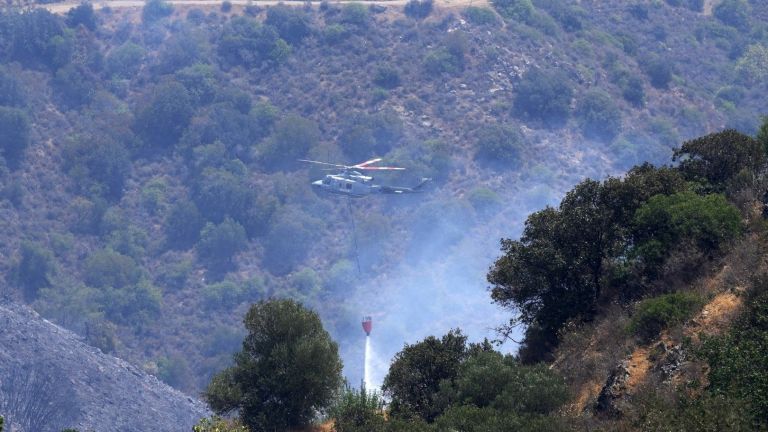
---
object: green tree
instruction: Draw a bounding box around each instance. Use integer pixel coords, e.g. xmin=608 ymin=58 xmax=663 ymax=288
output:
xmin=488 ymin=167 xmax=687 ymax=361
xmin=83 ymin=249 xmax=141 ymax=289
xmin=640 ymin=55 xmax=674 ymax=89
xmin=713 ymin=0 xmax=750 ymax=30
xmin=404 ymin=0 xmax=434 ymax=19
xmin=265 ymin=5 xmax=311 ymax=44
xmin=0 ymin=66 xmax=26 ymax=107
xmin=218 ymin=17 xmax=290 ymax=68
xmin=490 ymin=0 xmax=533 ymax=21
xmin=204 ymin=300 xmax=343 ymax=432
xmin=66 ymin=2 xmax=97 ymax=31
xmin=142 ymin=0 xmax=174 ymax=24
xmin=263 ymin=208 xmax=321 ymax=275
xmin=474 ymin=123 xmax=523 ymax=167
xmin=165 ymin=200 xmax=205 ymax=249
xmin=383 ymin=329 xmax=475 ymax=422
xmin=0 ymin=106 xmax=30 ymax=166
xmin=13 ymin=241 xmax=56 ymax=300
xmin=63 ymin=133 xmax=130 ymax=200
xmin=134 ymin=81 xmax=194 ymax=149
xmin=53 ymin=63 xmax=97 ymax=108
xmin=632 ymin=192 xmax=742 ymax=269
xmin=513 ymin=67 xmax=573 ymax=127
xmin=193 ymin=165 xmax=255 ymax=223
xmin=197 ymin=217 xmax=247 ymax=271
xmin=105 ymin=42 xmax=145 ymax=79
xmin=576 ymin=89 xmax=622 ymax=142
xmin=673 ymin=129 xmax=764 ymax=191
xmin=259 ymin=114 xmax=319 ymax=169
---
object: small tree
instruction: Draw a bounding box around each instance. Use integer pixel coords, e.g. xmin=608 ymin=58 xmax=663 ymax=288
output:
xmin=383 ymin=329 xmax=472 ymax=422
xmin=513 ymin=68 xmax=573 ymax=127
xmin=142 ymin=0 xmax=173 ymax=24
xmin=197 ymin=217 xmax=247 ymax=271
xmin=13 ymin=242 xmax=55 ymax=300
xmin=204 ymin=299 xmax=343 ymax=432
xmin=134 ymin=81 xmax=193 ymax=149
xmin=474 ymin=123 xmax=523 ymax=167
xmin=404 ymin=0 xmax=433 ymax=19
xmin=66 ymin=2 xmax=97 ymax=30
xmin=576 ymin=89 xmax=622 ymax=142
xmin=0 ymin=106 xmax=30 ymax=166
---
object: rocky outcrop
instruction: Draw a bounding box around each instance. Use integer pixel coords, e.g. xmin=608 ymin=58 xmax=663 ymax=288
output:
xmin=0 ymin=300 xmax=210 ymax=432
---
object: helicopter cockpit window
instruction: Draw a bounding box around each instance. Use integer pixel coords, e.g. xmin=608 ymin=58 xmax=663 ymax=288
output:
xmin=345 ymin=183 xmax=352 ymax=190
xmin=323 ymin=178 xmax=331 ymax=185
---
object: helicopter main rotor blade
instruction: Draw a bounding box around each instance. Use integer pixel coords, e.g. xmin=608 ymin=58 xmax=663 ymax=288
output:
xmin=352 ymin=158 xmax=383 ymax=168
xmin=356 ymin=166 xmax=406 ymax=170
xmin=298 ymin=159 xmax=350 ymax=169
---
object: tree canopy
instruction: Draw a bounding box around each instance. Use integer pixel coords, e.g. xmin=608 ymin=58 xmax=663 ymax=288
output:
xmin=204 ymin=300 xmax=343 ymax=432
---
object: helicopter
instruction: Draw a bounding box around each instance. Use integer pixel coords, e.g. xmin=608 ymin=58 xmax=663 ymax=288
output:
xmin=299 ymin=158 xmax=431 ymax=198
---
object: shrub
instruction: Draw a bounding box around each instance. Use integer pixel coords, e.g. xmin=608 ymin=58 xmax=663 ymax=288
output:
xmin=404 ymin=0 xmax=433 ymax=19
xmin=83 ymin=249 xmax=141 ymax=289
xmin=513 ymin=67 xmax=573 ymax=127
xmin=66 ymin=2 xmax=97 ymax=30
xmin=633 ymin=192 xmax=743 ymax=268
xmin=142 ymin=0 xmax=173 ymax=24
xmin=259 ymin=114 xmax=319 ymax=169
xmin=699 ymin=280 xmax=768 ymax=427
xmin=63 ymin=134 xmax=130 ymax=200
xmin=0 ymin=106 xmax=30 ymax=166
xmin=491 ymin=0 xmax=534 ymax=22
xmin=576 ymin=89 xmax=622 ymax=142
xmin=134 ymin=81 xmax=194 ymax=149
xmin=474 ymin=124 xmax=523 ymax=167
xmin=628 ymin=292 xmax=704 ymax=340
xmin=53 ymin=63 xmax=97 ymax=108
xmin=424 ymin=48 xmax=463 ymax=76
xmin=621 ymin=75 xmax=645 ymax=107
xmin=735 ymin=44 xmax=768 ymax=86
xmin=262 ymin=208 xmax=321 ymax=275
xmin=462 ymin=6 xmax=499 ymax=26
xmin=218 ymin=17 xmax=290 ymax=68
xmin=265 ymin=4 xmax=311 ymax=44
xmin=165 ymin=200 xmax=205 ymax=249
xmin=373 ymin=66 xmax=401 ymax=89
xmin=640 ymin=55 xmax=674 ymax=89
xmin=331 ymin=386 xmax=387 ymax=432
xmin=323 ymin=24 xmax=349 ymax=44
xmin=105 ymin=42 xmax=145 ymax=79
xmin=0 ymin=67 xmax=26 ymax=107
xmin=220 ymin=1 xmax=232 ymax=12
xmin=713 ymin=0 xmax=750 ymax=30
xmin=13 ymin=242 xmax=55 ymax=300
xmin=197 ymin=217 xmax=248 ymax=271
xmin=339 ymin=3 xmax=369 ymax=27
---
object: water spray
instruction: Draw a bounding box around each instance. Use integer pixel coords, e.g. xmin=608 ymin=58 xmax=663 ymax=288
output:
xmin=362 ymin=316 xmax=373 ymax=389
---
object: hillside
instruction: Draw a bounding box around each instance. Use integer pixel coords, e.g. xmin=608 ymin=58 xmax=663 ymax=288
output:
xmin=0 ymin=0 xmax=766 ymax=405
xmin=0 ymin=298 xmax=209 ymax=431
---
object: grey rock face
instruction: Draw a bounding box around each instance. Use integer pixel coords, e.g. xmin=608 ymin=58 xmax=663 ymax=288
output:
xmin=0 ymin=300 xmax=210 ymax=432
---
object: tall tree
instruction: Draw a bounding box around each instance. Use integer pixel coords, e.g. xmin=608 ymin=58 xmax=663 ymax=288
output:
xmin=204 ymin=300 xmax=343 ymax=432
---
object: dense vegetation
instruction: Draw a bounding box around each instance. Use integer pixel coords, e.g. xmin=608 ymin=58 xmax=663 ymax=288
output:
xmin=1 ymin=2 xmax=767 ymax=429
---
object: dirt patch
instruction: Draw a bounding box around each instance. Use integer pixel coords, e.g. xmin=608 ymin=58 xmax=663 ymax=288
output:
xmin=624 ymin=346 xmax=651 ymax=390
xmin=686 ymin=291 xmax=742 ymax=340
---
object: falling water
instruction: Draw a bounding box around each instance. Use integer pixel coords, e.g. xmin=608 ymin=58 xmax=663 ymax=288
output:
xmin=364 ymin=335 xmax=373 ymax=390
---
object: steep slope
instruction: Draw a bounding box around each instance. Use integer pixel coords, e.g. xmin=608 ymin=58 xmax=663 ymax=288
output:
xmin=0 ymin=298 xmax=209 ymax=432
